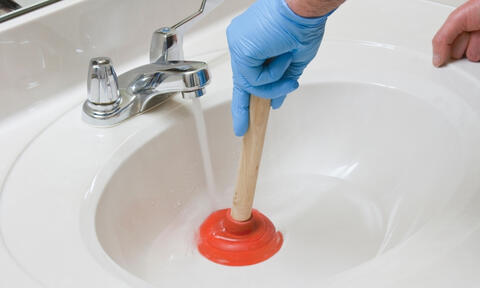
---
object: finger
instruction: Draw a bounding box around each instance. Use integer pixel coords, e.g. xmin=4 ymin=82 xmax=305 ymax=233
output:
xmin=236 ymin=53 xmax=293 ymax=86
xmin=248 ymin=78 xmax=299 ymax=99
xmin=432 ymin=11 xmax=468 ymax=66
xmin=231 ymin=87 xmax=250 ymax=137
xmin=466 ymin=30 xmax=480 ymax=62
xmin=271 ymin=95 xmax=286 ymax=109
xmin=451 ymin=32 xmax=470 ymax=59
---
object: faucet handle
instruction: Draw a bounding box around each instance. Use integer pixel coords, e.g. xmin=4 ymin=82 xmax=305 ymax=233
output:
xmin=86 ymin=57 xmax=121 ymax=114
xmin=150 ymin=27 xmax=183 ymax=63
xmin=149 ymin=0 xmax=207 ymax=63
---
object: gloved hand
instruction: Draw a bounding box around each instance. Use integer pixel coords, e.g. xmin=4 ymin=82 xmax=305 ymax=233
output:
xmin=226 ymin=0 xmax=333 ymax=136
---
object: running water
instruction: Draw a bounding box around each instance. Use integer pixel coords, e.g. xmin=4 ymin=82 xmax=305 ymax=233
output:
xmin=190 ymin=98 xmax=219 ymax=208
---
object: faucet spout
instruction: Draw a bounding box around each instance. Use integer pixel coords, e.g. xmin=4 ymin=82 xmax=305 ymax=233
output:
xmin=118 ymin=60 xmax=209 ymax=114
xmin=120 ymin=61 xmax=209 ymax=96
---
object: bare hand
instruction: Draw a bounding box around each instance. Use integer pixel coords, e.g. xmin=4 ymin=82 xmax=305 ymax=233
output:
xmin=432 ymin=0 xmax=480 ymax=67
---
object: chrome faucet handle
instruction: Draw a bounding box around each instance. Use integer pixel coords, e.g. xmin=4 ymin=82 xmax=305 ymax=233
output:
xmin=85 ymin=57 xmax=121 ymax=116
xmin=150 ymin=27 xmax=182 ymax=63
xmin=149 ymin=0 xmax=207 ymax=64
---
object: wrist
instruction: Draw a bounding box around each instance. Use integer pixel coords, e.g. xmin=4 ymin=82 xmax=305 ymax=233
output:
xmin=285 ymin=0 xmax=344 ymax=18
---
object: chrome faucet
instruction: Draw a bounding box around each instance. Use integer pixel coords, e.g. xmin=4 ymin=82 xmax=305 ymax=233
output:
xmin=82 ymin=0 xmax=210 ymax=126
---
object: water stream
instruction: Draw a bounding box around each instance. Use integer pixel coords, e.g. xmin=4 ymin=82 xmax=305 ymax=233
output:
xmin=190 ymin=98 xmax=219 ymax=208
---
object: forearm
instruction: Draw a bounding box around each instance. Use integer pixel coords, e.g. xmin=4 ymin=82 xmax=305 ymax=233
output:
xmin=286 ymin=0 xmax=345 ymax=17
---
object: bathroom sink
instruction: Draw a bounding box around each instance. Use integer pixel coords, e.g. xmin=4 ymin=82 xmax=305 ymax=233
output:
xmin=87 ymin=41 xmax=480 ymax=287
xmin=2 ymin=0 xmax=480 ymax=287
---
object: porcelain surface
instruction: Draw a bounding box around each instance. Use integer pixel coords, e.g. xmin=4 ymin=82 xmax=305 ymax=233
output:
xmin=1 ymin=0 xmax=479 ymax=287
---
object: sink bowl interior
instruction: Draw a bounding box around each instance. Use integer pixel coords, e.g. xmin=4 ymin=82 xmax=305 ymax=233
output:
xmin=94 ymin=81 xmax=478 ymax=287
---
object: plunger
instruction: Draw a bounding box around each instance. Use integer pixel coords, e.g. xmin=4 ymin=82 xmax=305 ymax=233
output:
xmin=197 ymin=95 xmax=283 ymax=266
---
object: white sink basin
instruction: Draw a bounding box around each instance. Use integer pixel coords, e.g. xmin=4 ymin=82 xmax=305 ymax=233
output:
xmin=2 ymin=0 xmax=480 ymax=287
xmin=88 ymin=43 xmax=480 ymax=287
xmin=92 ymin=82 xmax=461 ymax=280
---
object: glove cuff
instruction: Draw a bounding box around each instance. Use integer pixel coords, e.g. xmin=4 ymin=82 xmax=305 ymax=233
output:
xmin=278 ymin=0 xmax=332 ymax=27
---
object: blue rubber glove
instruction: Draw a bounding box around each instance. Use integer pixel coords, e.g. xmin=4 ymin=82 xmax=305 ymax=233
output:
xmin=227 ymin=0 xmax=333 ymax=136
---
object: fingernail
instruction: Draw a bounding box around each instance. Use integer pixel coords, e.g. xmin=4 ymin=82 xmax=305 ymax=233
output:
xmin=433 ymin=54 xmax=441 ymax=67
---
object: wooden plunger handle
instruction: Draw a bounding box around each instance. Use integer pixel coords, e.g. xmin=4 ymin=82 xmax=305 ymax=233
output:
xmin=231 ymin=95 xmax=271 ymax=221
